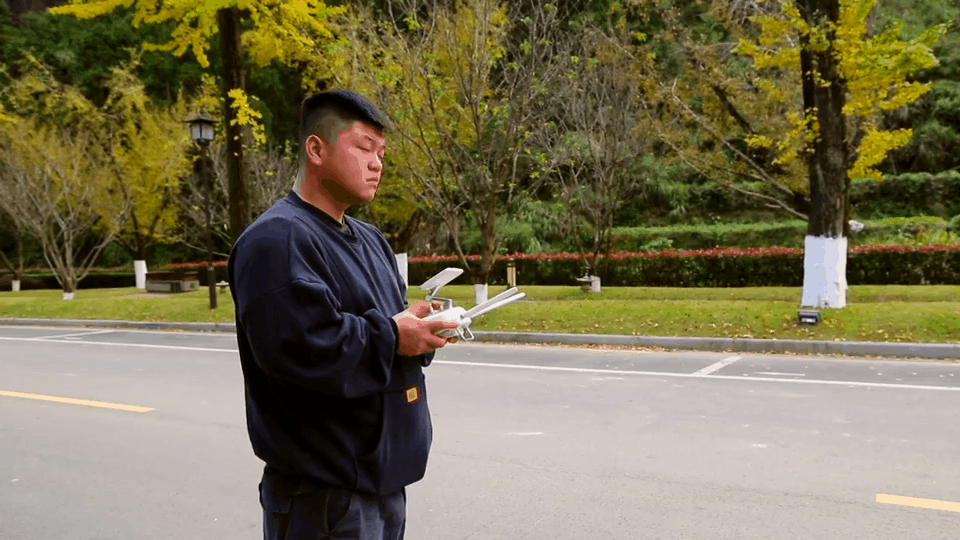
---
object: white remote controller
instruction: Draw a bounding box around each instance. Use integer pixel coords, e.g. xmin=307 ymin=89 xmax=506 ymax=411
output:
xmin=423 ymin=307 xmax=472 ymax=339
xmin=418 ymin=268 xmax=525 ymax=341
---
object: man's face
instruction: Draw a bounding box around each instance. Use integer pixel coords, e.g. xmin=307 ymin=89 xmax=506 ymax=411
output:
xmin=315 ymin=121 xmax=385 ymax=205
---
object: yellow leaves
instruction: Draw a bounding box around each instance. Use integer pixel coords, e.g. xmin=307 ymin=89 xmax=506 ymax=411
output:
xmin=2 ymin=53 xmax=101 ymax=131
xmin=850 ymin=127 xmax=913 ymax=180
xmin=49 ymin=0 xmax=130 ymax=20
xmin=733 ymin=0 xmax=947 ymax=185
xmin=1 ymin=48 xmax=194 ymax=245
xmin=227 ymin=88 xmax=265 ymax=146
xmin=54 ymin=0 xmax=345 ymax=72
xmin=0 ymin=115 xmax=118 ymax=234
xmin=839 ymin=11 xmax=946 ymax=118
xmin=744 ymin=134 xmax=773 ymax=149
xmin=0 ymin=104 xmax=14 ymax=124
xmin=243 ymin=0 xmax=346 ymax=69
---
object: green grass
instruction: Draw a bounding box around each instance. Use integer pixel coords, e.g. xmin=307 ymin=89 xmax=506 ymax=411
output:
xmin=1 ymin=285 xmax=959 ymax=344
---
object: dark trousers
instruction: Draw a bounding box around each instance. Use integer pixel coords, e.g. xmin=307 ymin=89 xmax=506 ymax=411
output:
xmin=260 ymin=474 xmax=406 ymax=540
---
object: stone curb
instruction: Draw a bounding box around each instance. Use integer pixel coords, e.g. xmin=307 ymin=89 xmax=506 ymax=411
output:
xmin=2 ymin=318 xmax=957 ymax=360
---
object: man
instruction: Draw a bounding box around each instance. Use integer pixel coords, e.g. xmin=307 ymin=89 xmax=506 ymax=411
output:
xmin=227 ymin=89 xmax=460 ymax=540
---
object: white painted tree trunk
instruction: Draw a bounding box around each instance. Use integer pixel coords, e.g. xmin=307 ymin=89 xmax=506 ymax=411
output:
xmin=801 ymin=235 xmax=847 ymax=309
xmin=589 ymin=275 xmax=601 ymax=293
xmin=473 ymin=283 xmax=488 ymax=305
xmin=134 ymin=260 xmax=148 ymax=290
xmin=395 ymin=253 xmax=408 ymax=287
xmin=63 ymin=291 xmax=74 ymax=301
xmin=11 ymin=280 xmax=20 ymax=292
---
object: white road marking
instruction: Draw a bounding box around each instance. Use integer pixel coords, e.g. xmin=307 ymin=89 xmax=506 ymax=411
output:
xmin=431 ymin=360 xmax=960 ymax=392
xmin=31 ymin=329 xmax=115 ymax=340
xmin=2 ymin=333 xmax=958 ymax=393
xmin=0 ymin=336 xmax=235 ymax=353
xmin=693 ymin=356 xmax=742 ymax=376
xmin=506 ymin=432 xmax=543 ymax=436
xmin=755 ymin=371 xmax=806 ymax=377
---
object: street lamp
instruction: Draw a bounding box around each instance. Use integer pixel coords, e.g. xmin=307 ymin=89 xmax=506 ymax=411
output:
xmin=186 ymin=111 xmax=217 ymax=310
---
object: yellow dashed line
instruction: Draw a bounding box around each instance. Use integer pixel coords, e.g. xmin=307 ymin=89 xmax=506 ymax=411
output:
xmin=877 ymin=493 xmax=960 ymax=514
xmin=0 ymin=390 xmax=153 ymax=413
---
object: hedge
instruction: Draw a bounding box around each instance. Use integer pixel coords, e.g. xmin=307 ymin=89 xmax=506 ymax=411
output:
xmin=609 ymin=216 xmax=955 ymax=251
xmin=408 ymin=246 xmax=960 ymax=288
xmin=850 ymin=171 xmax=960 ymax=219
xmin=6 ymin=245 xmax=959 ymax=291
xmin=0 ymin=271 xmax=135 ymax=291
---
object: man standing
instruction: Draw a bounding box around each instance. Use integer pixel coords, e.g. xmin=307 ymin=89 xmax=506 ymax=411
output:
xmin=228 ymin=89 xmax=459 ymax=540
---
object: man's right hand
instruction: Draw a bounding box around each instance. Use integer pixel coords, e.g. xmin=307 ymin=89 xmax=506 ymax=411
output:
xmin=396 ymin=316 xmax=460 ymax=357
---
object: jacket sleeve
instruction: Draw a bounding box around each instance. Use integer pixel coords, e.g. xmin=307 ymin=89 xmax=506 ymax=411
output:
xmin=239 ymin=276 xmax=400 ymax=398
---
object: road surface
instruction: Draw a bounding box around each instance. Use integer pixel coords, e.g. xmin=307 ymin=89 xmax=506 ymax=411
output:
xmin=2 ymin=325 xmax=959 ymax=539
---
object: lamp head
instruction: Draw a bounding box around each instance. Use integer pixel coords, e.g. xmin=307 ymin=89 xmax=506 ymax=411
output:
xmin=186 ymin=111 xmax=216 ymax=144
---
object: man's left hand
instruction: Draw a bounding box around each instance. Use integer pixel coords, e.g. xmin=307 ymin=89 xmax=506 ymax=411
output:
xmin=393 ymin=301 xmax=458 ymax=344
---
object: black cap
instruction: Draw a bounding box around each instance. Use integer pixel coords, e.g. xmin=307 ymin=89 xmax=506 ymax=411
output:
xmin=299 ymin=89 xmax=390 ymax=142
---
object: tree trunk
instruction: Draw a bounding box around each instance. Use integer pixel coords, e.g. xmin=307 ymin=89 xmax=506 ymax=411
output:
xmin=62 ymin=274 xmax=76 ymax=300
xmin=217 ymin=7 xmax=249 ymax=244
xmin=799 ymin=0 xmax=850 ymax=309
xmin=134 ymin=260 xmax=148 ymax=290
xmin=0 ymin=233 xmax=25 ymax=282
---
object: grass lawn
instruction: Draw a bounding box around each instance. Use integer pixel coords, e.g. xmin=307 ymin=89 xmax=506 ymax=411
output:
xmin=0 ymin=285 xmax=958 ymax=344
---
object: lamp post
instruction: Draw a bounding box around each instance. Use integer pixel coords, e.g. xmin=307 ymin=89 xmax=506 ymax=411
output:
xmin=187 ymin=111 xmax=217 ymax=309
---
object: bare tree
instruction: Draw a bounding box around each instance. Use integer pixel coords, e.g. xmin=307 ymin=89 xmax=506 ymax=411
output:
xmin=0 ymin=119 xmax=129 ymax=298
xmin=541 ymin=24 xmax=654 ymax=281
xmin=372 ymin=0 xmax=568 ymax=293
xmin=0 ymin=207 xmax=27 ymax=290
xmin=177 ymin=141 xmax=297 ymax=258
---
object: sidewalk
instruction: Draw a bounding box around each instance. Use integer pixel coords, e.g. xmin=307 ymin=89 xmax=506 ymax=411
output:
xmin=2 ymin=317 xmax=958 ymax=360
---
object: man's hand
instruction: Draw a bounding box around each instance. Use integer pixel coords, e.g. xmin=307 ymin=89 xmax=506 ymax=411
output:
xmin=393 ymin=301 xmax=459 ymax=356
xmin=391 ymin=300 xmax=440 ymax=323
xmin=395 ymin=316 xmax=460 ymax=356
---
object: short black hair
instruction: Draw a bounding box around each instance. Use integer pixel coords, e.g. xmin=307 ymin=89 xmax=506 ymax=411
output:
xmin=298 ymin=89 xmax=390 ymax=142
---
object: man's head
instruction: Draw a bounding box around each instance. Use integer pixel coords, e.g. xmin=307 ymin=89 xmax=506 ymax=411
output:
xmin=293 ymin=90 xmax=390 ymax=212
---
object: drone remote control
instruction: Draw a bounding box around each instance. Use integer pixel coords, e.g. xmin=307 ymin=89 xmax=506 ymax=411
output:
xmin=417 ymin=268 xmax=525 ymax=341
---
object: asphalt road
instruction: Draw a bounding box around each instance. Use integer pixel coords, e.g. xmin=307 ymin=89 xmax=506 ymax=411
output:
xmin=1 ymin=325 xmax=959 ymax=539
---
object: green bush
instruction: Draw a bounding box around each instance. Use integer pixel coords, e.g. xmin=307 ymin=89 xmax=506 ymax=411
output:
xmin=0 ymin=271 xmax=136 ymax=291
xmin=850 ymin=171 xmax=960 ymax=219
xmin=607 ymin=216 xmax=956 ymax=251
xmin=409 ymin=248 xmax=960 ymax=288
xmin=949 ymin=214 xmax=960 ymax=232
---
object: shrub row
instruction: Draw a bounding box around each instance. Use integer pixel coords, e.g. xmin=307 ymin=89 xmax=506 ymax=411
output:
xmin=409 ymin=246 xmax=960 ymax=287
xmin=850 ymin=171 xmax=960 ymax=219
xmin=0 ymin=264 xmax=229 ymax=291
xmin=609 ymin=216 xmax=956 ymax=251
xmin=7 ymin=245 xmax=959 ymax=290
xmin=0 ymin=271 xmax=135 ymax=291
xmin=616 ymin=171 xmax=960 ymax=225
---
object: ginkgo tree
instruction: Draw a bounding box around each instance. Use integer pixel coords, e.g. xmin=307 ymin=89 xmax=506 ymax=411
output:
xmin=649 ymin=0 xmax=947 ymax=308
xmin=0 ymin=114 xmax=127 ymax=299
xmin=0 ymin=105 xmax=24 ymax=291
xmin=51 ymin=0 xmax=346 ymax=242
xmin=99 ymin=55 xmax=194 ymax=288
xmin=0 ymin=53 xmax=127 ymax=299
xmin=316 ymin=0 xmax=568 ymax=301
xmin=0 ymin=52 xmax=199 ymax=298
xmin=732 ymin=0 xmax=949 ymax=308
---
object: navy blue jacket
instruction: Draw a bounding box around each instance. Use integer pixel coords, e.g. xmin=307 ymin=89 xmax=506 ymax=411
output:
xmin=228 ymin=191 xmax=434 ymax=496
